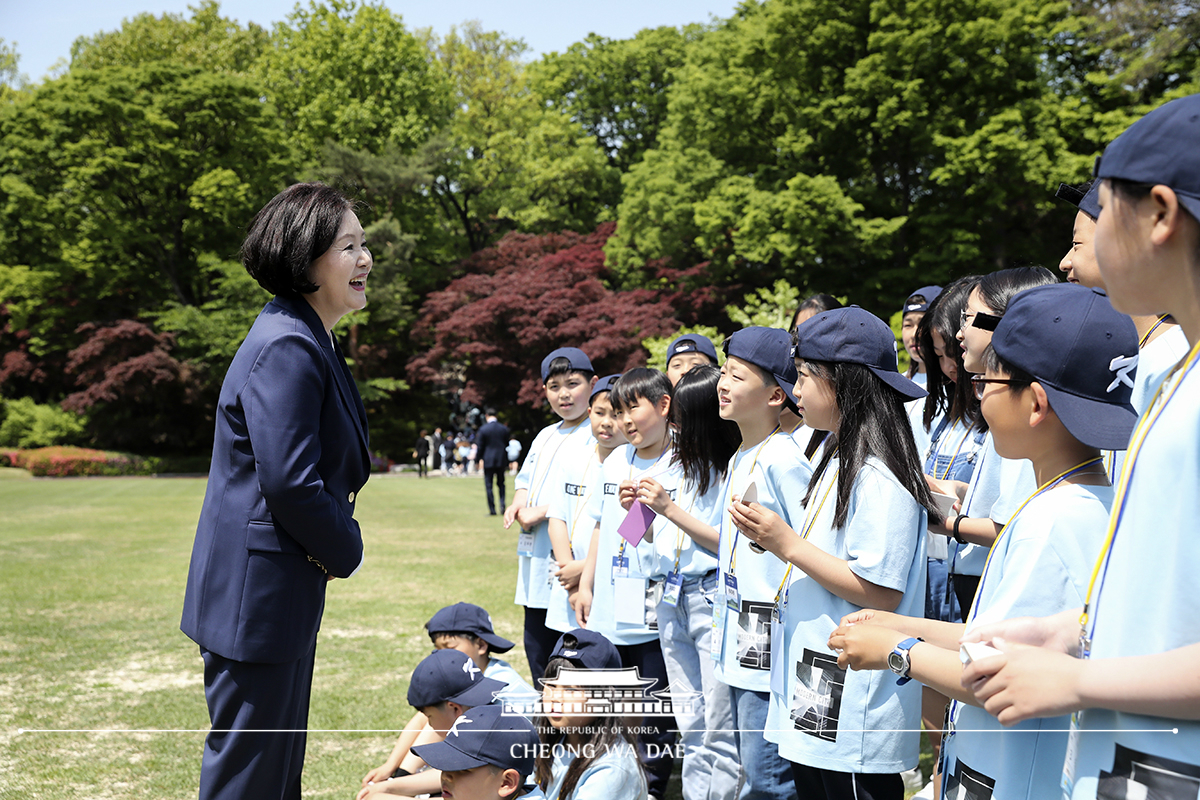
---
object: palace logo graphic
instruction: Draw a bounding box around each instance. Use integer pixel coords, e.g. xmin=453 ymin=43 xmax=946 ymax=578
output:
xmin=496 ymin=667 xmax=702 ymax=718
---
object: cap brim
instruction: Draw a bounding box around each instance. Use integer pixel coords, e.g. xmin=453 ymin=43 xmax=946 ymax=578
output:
xmin=1040 ymin=383 xmax=1138 ymax=451
xmin=448 ymin=676 xmax=507 ymax=708
xmin=871 ymin=367 xmax=927 ymax=400
xmin=411 ymin=739 xmax=490 ymax=772
xmin=479 ymin=631 xmax=515 ymax=653
xmin=1177 ymin=191 xmax=1200 ymax=227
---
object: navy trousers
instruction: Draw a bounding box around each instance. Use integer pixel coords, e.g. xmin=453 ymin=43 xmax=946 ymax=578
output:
xmin=198 ymin=644 xmax=316 ymax=800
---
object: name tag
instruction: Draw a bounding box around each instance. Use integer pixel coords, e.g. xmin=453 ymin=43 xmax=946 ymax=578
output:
xmin=614 ymin=576 xmax=647 ymax=624
xmin=724 ymin=573 xmax=740 ymax=610
xmin=661 ymin=571 xmax=683 ymax=607
xmin=710 ymin=601 xmax=727 ymax=661
xmin=517 ymin=532 xmax=535 ymax=556
xmin=612 ymin=555 xmax=629 ymax=579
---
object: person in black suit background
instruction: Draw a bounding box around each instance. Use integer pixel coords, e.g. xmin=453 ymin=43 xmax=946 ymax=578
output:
xmin=180 ymin=183 xmax=372 ymax=800
xmin=475 ymin=409 xmax=511 ymax=515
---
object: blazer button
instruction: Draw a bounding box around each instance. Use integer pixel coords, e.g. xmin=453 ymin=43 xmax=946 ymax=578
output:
xmin=348 ymin=491 xmax=356 ymax=503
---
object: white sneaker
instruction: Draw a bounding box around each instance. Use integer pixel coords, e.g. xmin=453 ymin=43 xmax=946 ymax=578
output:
xmin=901 ymin=767 xmax=924 ymax=794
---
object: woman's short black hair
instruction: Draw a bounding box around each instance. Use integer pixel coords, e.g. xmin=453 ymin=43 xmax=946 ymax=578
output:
xmin=240 ymin=182 xmax=354 ymax=297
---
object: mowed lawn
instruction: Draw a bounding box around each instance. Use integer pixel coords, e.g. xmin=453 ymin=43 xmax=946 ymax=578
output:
xmin=0 ymin=472 xmax=528 ymax=800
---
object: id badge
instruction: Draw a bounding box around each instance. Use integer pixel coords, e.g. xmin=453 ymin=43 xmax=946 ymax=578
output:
xmin=612 ymin=555 xmax=630 ymax=580
xmin=614 ymin=576 xmax=647 ymax=624
xmin=547 ymin=561 xmax=558 ymax=586
xmin=769 ymin=614 xmax=786 ymax=698
xmin=724 ymin=573 xmax=740 ymax=610
xmin=662 ymin=571 xmax=684 ymax=607
xmin=710 ymin=601 xmax=727 ymax=661
xmin=1061 ymin=712 xmax=1080 ymax=797
xmin=517 ymin=531 xmax=535 ymax=557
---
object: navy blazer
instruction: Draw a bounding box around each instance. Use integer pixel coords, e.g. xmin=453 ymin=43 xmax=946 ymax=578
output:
xmin=181 ymin=295 xmax=370 ymax=664
xmin=475 ymin=420 xmax=511 ymax=470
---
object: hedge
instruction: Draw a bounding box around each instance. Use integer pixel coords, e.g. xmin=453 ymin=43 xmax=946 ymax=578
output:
xmin=0 ymin=447 xmax=212 ymax=477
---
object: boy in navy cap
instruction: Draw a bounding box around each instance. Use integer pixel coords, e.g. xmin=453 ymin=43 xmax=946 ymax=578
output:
xmin=962 ymin=92 xmax=1200 ymax=800
xmin=664 ymin=333 xmax=719 ymax=387
xmin=831 ymin=283 xmax=1138 ymax=800
xmin=713 ymin=326 xmax=814 ymax=800
xmin=411 ymin=705 xmax=541 ymax=800
xmin=504 ymin=347 xmax=598 ymax=683
xmin=901 ymin=285 xmax=943 ymax=458
xmin=360 ymin=649 xmax=509 ymax=798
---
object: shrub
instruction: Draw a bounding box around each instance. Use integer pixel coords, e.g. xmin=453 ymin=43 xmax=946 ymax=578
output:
xmin=17 ymin=446 xmax=154 ymax=477
xmin=0 ymin=397 xmax=87 ymax=449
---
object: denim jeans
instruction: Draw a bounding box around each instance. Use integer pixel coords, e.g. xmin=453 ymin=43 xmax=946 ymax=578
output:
xmin=730 ymin=686 xmax=797 ymax=800
xmin=657 ymin=571 xmax=740 ymax=800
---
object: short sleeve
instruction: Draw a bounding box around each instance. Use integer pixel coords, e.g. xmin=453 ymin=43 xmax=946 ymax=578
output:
xmin=843 ymin=462 xmax=923 ymax=593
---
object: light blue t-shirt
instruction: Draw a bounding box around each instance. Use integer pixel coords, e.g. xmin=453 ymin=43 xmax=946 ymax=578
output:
xmin=486 ymin=656 xmax=541 ymax=715
xmin=907 ymin=372 xmax=932 ymax=458
xmin=713 ymin=432 xmax=814 ymax=692
xmin=765 ymin=456 xmax=927 ymax=773
xmin=545 ymin=446 xmax=603 ymax=633
xmin=648 ymin=468 xmax=721 ymax=581
xmin=1068 ymin=349 xmax=1200 ymax=800
xmin=951 ymin=433 xmax=1037 ymax=577
xmin=513 ymin=419 xmax=596 ymax=609
xmin=584 ymin=444 xmax=680 ymax=646
xmin=1104 ymin=324 xmax=1188 ymax=481
xmin=543 ymin=742 xmax=648 ymax=800
xmin=942 ymin=484 xmax=1113 ymax=800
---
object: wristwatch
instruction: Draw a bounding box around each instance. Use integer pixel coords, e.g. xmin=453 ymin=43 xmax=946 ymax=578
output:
xmin=888 ymin=637 xmax=924 ymax=685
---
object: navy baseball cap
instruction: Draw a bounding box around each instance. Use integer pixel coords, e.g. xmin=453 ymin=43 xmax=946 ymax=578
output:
xmin=549 ymin=629 xmax=622 ymax=671
xmin=793 ymin=307 xmax=927 ymax=401
xmin=407 ymin=649 xmax=507 ymax=709
xmin=591 ymin=373 xmax=622 ymax=401
xmin=411 ymin=704 xmax=540 ymax=776
xmin=1054 ymin=181 xmax=1101 ymax=220
xmin=426 ymin=602 xmax=515 ymax=654
xmin=722 ymin=327 xmax=799 ymax=403
xmin=991 ymin=284 xmax=1138 ymax=450
xmin=1095 ymin=93 xmax=1200 ymax=223
xmin=902 ymin=286 xmax=942 ymax=315
xmin=666 ymin=334 xmax=719 ymax=365
xmin=540 ymin=347 xmax=594 ymax=382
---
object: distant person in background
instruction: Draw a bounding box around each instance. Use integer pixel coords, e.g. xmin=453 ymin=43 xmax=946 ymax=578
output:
xmin=789 ymin=292 xmax=844 ymax=330
xmin=476 ymin=410 xmax=511 ymax=515
xmin=506 ymin=435 xmax=522 ymax=475
xmin=431 ymin=428 xmax=444 ymax=473
xmin=414 ymin=430 xmax=430 ymax=478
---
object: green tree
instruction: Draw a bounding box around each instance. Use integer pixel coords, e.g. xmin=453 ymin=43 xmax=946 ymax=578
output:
xmin=69 ymin=0 xmax=269 ymax=73
xmin=256 ymin=0 xmax=453 ymax=162
xmin=1 ymin=38 xmax=24 ymax=97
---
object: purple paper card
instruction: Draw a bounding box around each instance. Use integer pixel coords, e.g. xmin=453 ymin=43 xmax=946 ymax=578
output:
xmin=617 ymin=501 xmax=657 ymax=546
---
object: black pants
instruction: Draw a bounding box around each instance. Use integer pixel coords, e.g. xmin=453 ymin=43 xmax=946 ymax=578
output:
xmin=790 ymin=762 xmax=904 ymax=800
xmin=199 ymin=644 xmax=315 ymax=800
xmin=523 ymin=606 xmax=561 ymax=688
xmin=483 ymin=467 xmax=506 ymax=513
xmin=616 ymin=639 xmax=678 ymax=800
xmin=417 ymin=458 xmax=428 ymax=478
xmin=951 ymin=573 xmax=982 ymax=622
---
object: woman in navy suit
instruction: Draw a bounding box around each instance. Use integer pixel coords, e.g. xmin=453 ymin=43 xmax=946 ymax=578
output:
xmin=181 ymin=183 xmax=372 ymax=800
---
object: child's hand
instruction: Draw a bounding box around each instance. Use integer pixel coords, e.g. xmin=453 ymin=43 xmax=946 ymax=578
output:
xmin=362 ymin=765 xmax=393 ymax=787
xmin=618 ymin=479 xmax=638 ymax=511
xmin=961 ymin=638 xmax=1085 ymax=725
xmin=572 ymin=587 xmax=593 ymax=627
xmin=728 ymin=499 xmax=797 ymax=555
xmin=556 ymin=559 xmax=584 ymax=590
xmin=636 ymin=477 xmax=673 ymax=515
xmin=838 ymin=609 xmax=894 ymax=628
xmin=503 ymin=503 xmax=520 ymax=529
xmin=925 ymin=474 xmax=968 ymax=502
xmin=515 ymin=506 xmax=541 ymax=530
xmin=960 ymin=609 xmax=1080 ymax=655
xmin=828 ymin=622 xmax=905 ymax=671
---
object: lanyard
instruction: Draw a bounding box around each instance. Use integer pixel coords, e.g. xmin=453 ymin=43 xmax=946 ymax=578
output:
xmin=670 ymin=489 xmax=701 ymax=573
xmin=773 ymin=457 xmax=839 ymax=609
xmin=723 ymin=426 xmax=781 ymax=577
xmin=1138 ymin=314 xmax=1171 ymax=348
xmin=567 ymin=451 xmax=599 ymax=550
xmin=526 ymin=418 xmax=588 ymax=506
xmin=619 ymin=441 xmax=673 ymax=567
xmin=1079 ymin=337 xmax=1200 ymax=651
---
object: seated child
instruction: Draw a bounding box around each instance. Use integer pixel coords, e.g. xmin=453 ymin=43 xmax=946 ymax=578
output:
xmin=536 ymin=629 xmax=648 ymax=800
xmin=411 ymin=704 xmax=542 ymax=800
xmin=364 ymin=603 xmax=537 ymax=787
xmin=359 ymin=648 xmax=508 ymax=798
xmin=829 ymin=284 xmax=1138 ymax=799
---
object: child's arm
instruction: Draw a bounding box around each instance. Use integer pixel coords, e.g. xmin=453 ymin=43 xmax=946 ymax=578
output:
xmin=730 ymin=499 xmax=902 ymax=610
xmin=637 ymin=477 xmax=720 ymax=552
xmin=361 ymin=711 xmax=428 ymax=786
xmin=573 ymin=523 xmax=601 ymax=626
xmin=929 ymin=513 xmax=1001 ymax=547
xmin=828 ymin=621 xmax=978 ymax=704
xmin=503 ymin=488 xmax=528 ymax=529
xmin=357 ymin=724 xmax=444 ymax=798
xmin=548 ymin=516 xmax=583 ymax=590
xmin=837 ymin=608 xmax=966 ymax=650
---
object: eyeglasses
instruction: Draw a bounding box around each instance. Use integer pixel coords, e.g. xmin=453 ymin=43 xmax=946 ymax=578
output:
xmin=959 ymin=309 xmax=1002 ymax=332
xmin=971 ymin=376 xmax=1023 ymax=399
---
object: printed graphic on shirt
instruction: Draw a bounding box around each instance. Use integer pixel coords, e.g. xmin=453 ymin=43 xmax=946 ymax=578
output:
xmin=735 ymin=600 xmax=773 ymax=670
xmin=790 ymin=648 xmax=845 ymax=742
xmin=943 ymin=759 xmax=995 ymax=800
xmin=565 ymin=483 xmax=587 ymax=496
xmin=603 ymin=482 xmax=618 ymax=496
xmin=1096 ymin=744 xmax=1200 ymax=800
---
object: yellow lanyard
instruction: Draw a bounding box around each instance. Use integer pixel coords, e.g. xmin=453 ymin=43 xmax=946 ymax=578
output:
xmin=670 ymin=490 xmax=700 ymax=574
xmin=773 ymin=457 xmax=839 ymax=608
xmin=964 ymin=456 xmax=1104 ymax=624
xmin=724 ymin=426 xmax=781 ymax=577
xmin=618 ymin=440 xmax=672 ymax=565
xmin=1079 ymin=337 xmax=1200 ymax=646
xmin=526 ymin=418 xmax=587 ymax=506
xmin=1138 ymin=314 xmax=1171 ymax=348
xmin=567 ymin=450 xmax=599 ymax=552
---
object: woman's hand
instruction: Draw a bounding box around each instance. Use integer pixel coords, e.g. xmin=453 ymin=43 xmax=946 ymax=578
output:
xmin=636 ymin=477 xmax=674 ymax=515
xmin=728 ymin=499 xmax=799 ymax=556
xmin=555 ymin=559 xmax=584 ymax=590
xmin=828 ymin=622 xmax=906 ymax=671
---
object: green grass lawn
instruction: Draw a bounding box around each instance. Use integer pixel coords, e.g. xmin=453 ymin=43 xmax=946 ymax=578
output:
xmin=0 ymin=472 xmax=932 ymax=799
xmin=0 ymin=473 xmax=531 ymax=800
